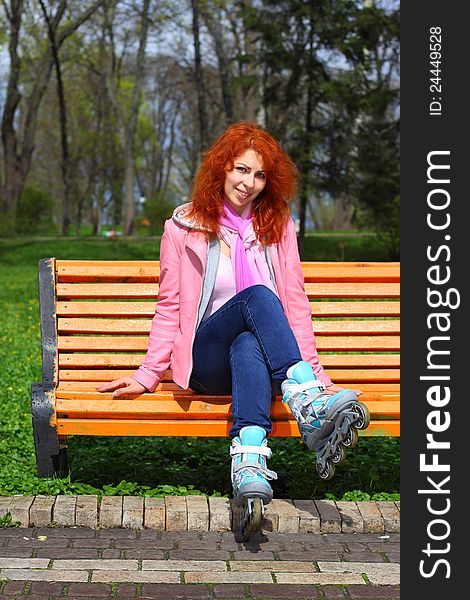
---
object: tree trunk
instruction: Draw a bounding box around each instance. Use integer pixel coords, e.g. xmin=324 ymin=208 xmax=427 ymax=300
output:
xmin=297 ymin=18 xmax=315 ymax=259
xmin=191 ymin=0 xmax=208 ymax=155
xmin=39 ymin=0 xmax=71 ymax=236
xmin=201 ymin=3 xmax=234 ymax=125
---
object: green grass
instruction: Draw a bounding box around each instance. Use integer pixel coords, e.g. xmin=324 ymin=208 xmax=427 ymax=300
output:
xmin=0 ymin=235 xmax=399 ymax=500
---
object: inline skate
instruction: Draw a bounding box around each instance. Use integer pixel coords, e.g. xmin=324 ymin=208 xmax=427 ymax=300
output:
xmin=281 ymin=361 xmax=370 ymax=480
xmin=230 ymin=425 xmax=277 ymax=540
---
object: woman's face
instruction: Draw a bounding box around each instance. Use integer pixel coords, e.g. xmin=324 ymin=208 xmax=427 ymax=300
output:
xmin=224 ymin=149 xmax=266 ymax=215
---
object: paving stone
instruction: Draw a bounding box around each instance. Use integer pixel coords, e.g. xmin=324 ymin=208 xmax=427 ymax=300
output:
xmin=185 ymin=571 xmax=273 ymax=584
xmin=52 ymin=558 xmax=138 ymax=570
xmin=275 ymin=572 xmax=365 ymax=584
xmin=7 ymin=496 xmax=34 ymax=527
xmin=35 ymin=526 xmax=96 ymax=537
xmin=341 ymin=552 xmax=386 ymax=563
xmin=141 ymin=583 xmax=211 ymax=599
xmin=0 ymin=547 xmax=34 ymax=558
xmin=123 ymin=548 xmax=165 ymax=559
xmin=101 ymin=549 xmax=122 ymax=558
xmin=262 ymin=500 xmax=279 ymax=532
xmin=117 ymin=538 xmax=173 ymax=551
xmin=0 ymin=557 xmax=49 ymax=569
xmin=232 ymin=551 xmax=276 ymax=561
xmin=113 ymin=582 xmax=138 ymax=599
xmin=75 ymin=495 xmax=98 ymax=528
xmin=186 ymin=495 xmax=209 ymax=531
xmin=35 ymin=548 xmax=99 ymax=559
xmin=293 ymin=499 xmax=321 ymax=534
xmin=314 ymin=500 xmax=342 ymax=533
xmin=322 ymin=585 xmax=348 ymax=598
xmin=377 ymin=502 xmax=400 ymax=533
xmin=52 ymin=495 xmax=76 ymax=526
xmin=6 ymin=535 xmax=70 ymax=548
xmin=209 ymin=497 xmax=232 ymax=532
xmin=1 ymin=581 xmax=26 ymax=595
xmin=213 ymin=583 xmax=248 ymax=598
xmin=99 ymin=495 xmax=123 ymax=528
xmin=278 ymin=551 xmax=340 ymax=561
xmin=336 ymin=501 xmax=364 ymax=533
xmin=98 ymin=528 xmax=138 ymax=538
xmin=0 ymin=568 xmax=88 ymax=582
xmin=230 ymin=560 xmax=317 ymax=572
xmin=165 ymin=496 xmax=187 ymax=531
xmin=169 ymin=549 xmax=232 ymax=560
xmin=92 ymin=570 xmax=180 ymax=583
xmin=144 ymin=497 xmax=165 ymax=530
xmin=142 ymin=559 xmax=227 ymax=571
xmin=345 ymin=584 xmax=400 ymax=599
xmin=318 ymin=561 xmax=400 ymax=575
xmin=250 ymin=583 xmax=321 ymax=598
xmin=67 ymin=581 xmax=114 ymax=597
xmin=356 ymin=502 xmax=385 ymax=534
xmin=270 ymin=499 xmax=299 ymax=533
xmin=29 ymin=495 xmax=55 ymax=527
xmin=178 ymin=536 xmax=220 ymax=550
xmin=122 ymin=496 xmax=144 ymax=529
xmin=72 ymin=537 xmax=111 ymax=548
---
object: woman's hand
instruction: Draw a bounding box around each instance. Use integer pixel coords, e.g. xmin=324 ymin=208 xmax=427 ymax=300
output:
xmin=96 ymin=378 xmax=147 ymax=398
xmin=325 ymin=383 xmax=362 ymax=397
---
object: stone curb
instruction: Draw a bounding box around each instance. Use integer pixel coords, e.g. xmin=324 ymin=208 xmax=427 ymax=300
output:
xmin=0 ymin=496 xmax=400 ymax=533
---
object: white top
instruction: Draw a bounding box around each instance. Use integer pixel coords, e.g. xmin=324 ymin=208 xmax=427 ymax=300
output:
xmin=202 ymin=253 xmax=237 ymax=321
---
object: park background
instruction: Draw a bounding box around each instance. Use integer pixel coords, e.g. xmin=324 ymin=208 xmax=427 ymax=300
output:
xmin=0 ymin=0 xmax=399 ymax=505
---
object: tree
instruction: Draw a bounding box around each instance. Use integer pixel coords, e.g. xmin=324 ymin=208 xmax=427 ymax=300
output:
xmin=0 ymin=0 xmax=105 ymax=231
xmin=104 ymin=0 xmax=151 ymax=236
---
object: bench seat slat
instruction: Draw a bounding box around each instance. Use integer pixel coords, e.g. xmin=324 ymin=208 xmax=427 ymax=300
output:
xmin=56 ymin=384 xmax=400 ymax=401
xmin=57 ymin=367 xmax=400 ymax=384
xmin=55 ymin=397 xmax=399 ymax=419
xmin=56 ymin=354 xmax=399 ymax=382
xmin=57 ymin=300 xmax=400 ymax=318
xmin=56 ymin=418 xmax=399 ymax=437
xmin=57 ymin=335 xmax=400 ymax=354
xmin=57 ymin=376 xmax=401 ymax=394
xmin=57 ymin=317 xmax=400 ymax=335
xmin=56 ymin=282 xmax=400 ymax=299
xmin=55 ymin=261 xmax=400 ymax=283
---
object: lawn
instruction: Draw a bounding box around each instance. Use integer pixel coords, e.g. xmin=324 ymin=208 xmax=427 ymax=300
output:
xmin=0 ymin=234 xmax=399 ymax=501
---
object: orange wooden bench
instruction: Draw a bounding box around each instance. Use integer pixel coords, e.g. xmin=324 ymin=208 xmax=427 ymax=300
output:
xmin=31 ymin=258 xmax=400 ymax=477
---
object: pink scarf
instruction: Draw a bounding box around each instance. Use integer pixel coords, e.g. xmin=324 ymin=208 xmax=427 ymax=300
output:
xmin=219 ymin=201 xmax=276 ymax=294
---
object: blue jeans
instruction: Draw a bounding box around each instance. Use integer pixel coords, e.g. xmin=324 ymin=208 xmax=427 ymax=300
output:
xmin=189 ymin=285 xmax=303 ymax=438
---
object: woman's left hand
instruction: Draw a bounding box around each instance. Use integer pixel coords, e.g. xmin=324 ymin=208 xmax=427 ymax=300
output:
xmin=325 ymin=383 xmax=363 ymax=397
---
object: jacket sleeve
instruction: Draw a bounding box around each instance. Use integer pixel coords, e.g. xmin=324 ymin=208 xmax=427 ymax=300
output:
xmin=282 ymin=220 xmax=332 ymax=387
xmin=131 ymin=220 xmax=182 ymax=391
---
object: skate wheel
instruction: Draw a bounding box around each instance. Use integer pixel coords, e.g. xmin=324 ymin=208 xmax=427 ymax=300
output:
xmin=353 ymin=403 xmax=370 ymax=430
xmin=342 ymin=426 xmax=358 ymax=448
xmin=331 ymin=444 xmax=346 ymax=465
xmin=242 ymin=498 xmax=263 ymax=541
xmin=317 ymin=460 xmax=335 ymax=480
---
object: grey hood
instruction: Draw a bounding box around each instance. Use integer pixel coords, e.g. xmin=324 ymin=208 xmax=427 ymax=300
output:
xmin=172 ymin=202 xmax=209 ymax=232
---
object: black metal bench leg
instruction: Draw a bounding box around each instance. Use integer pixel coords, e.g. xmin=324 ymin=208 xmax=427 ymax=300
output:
xmin=31 ymin=382 xmax=67 ymax=477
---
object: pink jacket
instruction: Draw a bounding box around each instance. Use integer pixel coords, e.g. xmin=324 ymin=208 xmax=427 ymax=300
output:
xmin=132 ymin=212 xmax=332 ymax=392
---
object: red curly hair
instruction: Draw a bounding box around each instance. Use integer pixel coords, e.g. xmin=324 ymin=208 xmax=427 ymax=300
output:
xmin=188 ymin=122 xmax=299 ymax=244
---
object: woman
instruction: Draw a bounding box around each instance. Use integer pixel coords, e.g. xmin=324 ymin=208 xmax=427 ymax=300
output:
xmin=97 ymin=122 xmax=368 ymax=527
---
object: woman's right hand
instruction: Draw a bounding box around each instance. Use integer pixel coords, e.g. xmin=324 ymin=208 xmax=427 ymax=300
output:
xmin=96 ymin=378 xmax=147 ymax=398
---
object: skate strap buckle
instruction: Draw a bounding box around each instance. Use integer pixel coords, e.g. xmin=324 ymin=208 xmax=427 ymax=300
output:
xmin=230 ymin=444 xmax=272 ymax=458
xmin=284 ymin=380 xmax=325 ymax=400
xmin=233 ymin=462 xmax=278 ymax=481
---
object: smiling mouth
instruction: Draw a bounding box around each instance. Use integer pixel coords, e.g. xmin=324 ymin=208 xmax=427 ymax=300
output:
xmin=235 ymin=188 xmax=250 ymax=199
